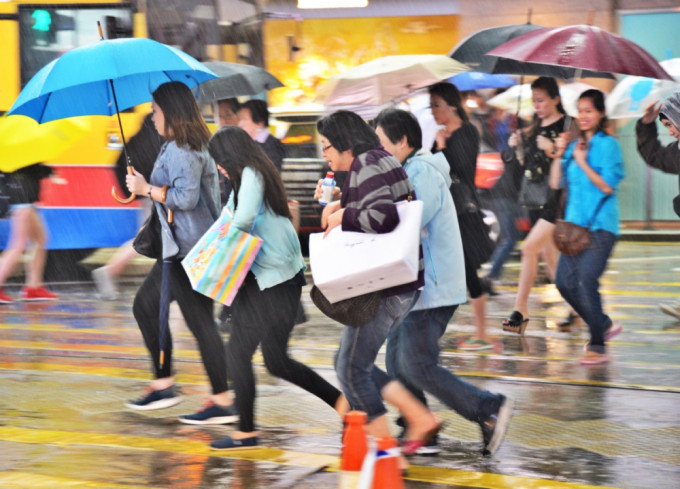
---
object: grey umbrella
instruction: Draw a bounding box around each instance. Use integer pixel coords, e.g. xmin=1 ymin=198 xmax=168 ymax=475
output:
xmin=198 ymin=61 xmax=284 ymax=103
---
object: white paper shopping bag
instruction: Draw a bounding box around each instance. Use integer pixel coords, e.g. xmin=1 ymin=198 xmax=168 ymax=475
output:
xmin=309 ymin=200 xmax=423 ymax=303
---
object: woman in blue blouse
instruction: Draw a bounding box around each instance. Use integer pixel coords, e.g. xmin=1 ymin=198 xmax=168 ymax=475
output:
xmin=554 ymin=89 xmax=625 ymax=365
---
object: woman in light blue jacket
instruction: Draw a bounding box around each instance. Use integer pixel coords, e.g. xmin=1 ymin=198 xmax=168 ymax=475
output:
xmin=206 ymin=126 xmax=346 ymax=450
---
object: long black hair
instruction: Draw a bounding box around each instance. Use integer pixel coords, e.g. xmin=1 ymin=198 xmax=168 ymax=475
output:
xmin=152 ymin=81 xmax=211 ymax=151
xmin=578 ymin=89 xmax=608 ymax=135
xmin=427 ymin=82 xmax=469 ymax=123
xmin=208 ymin=126 xmax=291 ymax=219
xmin=526 ymin=77 xmax=566 ymax=139
xmin=317 ymin=110 xmax=380 ymax=157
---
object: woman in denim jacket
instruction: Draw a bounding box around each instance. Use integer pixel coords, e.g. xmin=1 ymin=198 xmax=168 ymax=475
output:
xmin=123 ymin=82 xmax=230 ymax=418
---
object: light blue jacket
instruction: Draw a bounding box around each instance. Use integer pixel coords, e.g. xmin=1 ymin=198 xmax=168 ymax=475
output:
xmin=562 ymin=130 xmax=625 ymax=236
xmin=150 ymin=141 xmax=221 ymax=258
xmin=404 ymin=151 xmax=467 ymax=310
xmin=227 ymin=166 xmax=306 ymax=290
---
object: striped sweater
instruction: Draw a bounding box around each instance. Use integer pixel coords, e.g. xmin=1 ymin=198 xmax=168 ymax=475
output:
xmin=340 ymin=147 xmax=425 ymax=295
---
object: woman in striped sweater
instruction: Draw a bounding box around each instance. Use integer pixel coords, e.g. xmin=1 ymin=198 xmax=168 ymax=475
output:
xmin=316 ymin=110 xmax=440 ymax=455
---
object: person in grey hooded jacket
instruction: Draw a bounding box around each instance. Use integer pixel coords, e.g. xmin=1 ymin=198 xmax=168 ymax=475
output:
xmin=636 ymin=92 xmax=680 ymax=319
xmin=373 ymin=109 xmax=513 ymax=457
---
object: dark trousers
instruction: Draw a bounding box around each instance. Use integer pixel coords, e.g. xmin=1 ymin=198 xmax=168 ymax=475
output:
xmin=228 ymin=273 xmax=342 ymax=432
xmin=133 ymin=260 xmax=228 ymax=394
xmin=555 ymin=230 xmax=616 ymax=353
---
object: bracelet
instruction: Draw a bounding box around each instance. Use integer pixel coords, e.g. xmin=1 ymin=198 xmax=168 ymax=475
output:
xmin=147 ymin=185 xmax=153 ymax=200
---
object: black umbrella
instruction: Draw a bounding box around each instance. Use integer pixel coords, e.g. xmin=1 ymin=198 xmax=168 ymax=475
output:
xmin=159 ymin=209 xmax=174 ymax=369
xmin=450 ymin=20 xmax=614 ymax=80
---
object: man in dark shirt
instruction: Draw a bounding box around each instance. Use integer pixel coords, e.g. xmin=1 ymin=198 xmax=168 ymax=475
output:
xmin=636 ymin=92 xmax=680 ymax=318
xmin=237 ymin=99 xmax=286 ymax=172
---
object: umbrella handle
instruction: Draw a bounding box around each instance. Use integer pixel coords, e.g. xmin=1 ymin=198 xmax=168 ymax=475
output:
xmin=111 ymin=165 xmax=136 ymax=204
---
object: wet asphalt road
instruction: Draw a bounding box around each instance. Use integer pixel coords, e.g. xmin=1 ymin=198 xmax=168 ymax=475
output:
xmin=1 ymin=241 xmax=679 ymax=489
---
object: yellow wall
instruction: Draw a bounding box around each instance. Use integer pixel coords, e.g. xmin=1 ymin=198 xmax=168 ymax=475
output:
xmin=264 ymin=15 xmax=460 ymax=107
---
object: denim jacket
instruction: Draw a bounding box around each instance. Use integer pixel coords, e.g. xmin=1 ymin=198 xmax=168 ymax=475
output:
xmin=404 ymin=151 xmax=467 ymax=310
xmin=150 ymin=141 xmax=220 ymax=258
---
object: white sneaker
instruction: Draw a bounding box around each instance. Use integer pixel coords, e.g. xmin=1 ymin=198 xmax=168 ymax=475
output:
xmin=92 ymin=267 xmax=118 ymax=300
xmin=659 ymin=301 xmax=680 ymax=320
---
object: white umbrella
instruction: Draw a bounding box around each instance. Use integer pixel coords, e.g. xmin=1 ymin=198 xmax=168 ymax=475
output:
xmin=606 ymin=58 xmax=680 ymax=119
xmin=315 ymin=54 xmax=469 ymax=107
xmin=487 ymin=82 xmax=600 ymax=119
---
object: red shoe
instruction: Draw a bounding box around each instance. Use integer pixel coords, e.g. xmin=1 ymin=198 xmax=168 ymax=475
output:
xmin=20 ymin=286 xmax=58 ymax=301
xmin=0 ymin=288 xmax=13 ymax=304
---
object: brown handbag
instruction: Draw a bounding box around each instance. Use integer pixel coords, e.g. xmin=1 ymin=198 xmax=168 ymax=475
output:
xmin=553 ymin=220 xmax=591 ymax=256
xmin=553 ymin=192 xmax=611 ymax=256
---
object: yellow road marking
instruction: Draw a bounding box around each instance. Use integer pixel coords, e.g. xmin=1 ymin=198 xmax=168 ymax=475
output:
xmin=0 ymin=471 xmax=163 ymax=489
xmin=2 ymin=360 xmax=679 ymax=394
xmin=0 ymin=427 xmax=618 ymax=489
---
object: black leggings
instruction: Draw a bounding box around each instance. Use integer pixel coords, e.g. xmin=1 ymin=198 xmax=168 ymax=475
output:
xmin=133 ymin=260 xmax=228 ymax=395
xmin=228 ymin=273 xmax=342 ymax=432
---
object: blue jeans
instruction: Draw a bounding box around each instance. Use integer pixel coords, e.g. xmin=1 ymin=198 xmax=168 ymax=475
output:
xmin=335 ymin=291 xmax=418 ymax=421
xmin=555 ymin=230 xmax=617 ymax=354
xmin=380 ymin=306 xmax=498 ymax=423
xmin=488 ymin=197 xmax=522 ymax=279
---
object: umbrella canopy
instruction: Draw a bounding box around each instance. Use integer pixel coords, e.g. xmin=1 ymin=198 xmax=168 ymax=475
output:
xmin=606 ymin=58 xmax=680 ymax=119
xmin=450 ymin=23 xmax=614 ymax=79
xmin=487 ymin=82 xmax=600 ymax=119
xmin=198 ymin=61 xmax=284 ymax=103
xmin=8 ymin=37 xmax=217 ymax=123
xmin=449 ymin=71 xmax=517 ymax=91
xmin=315 ymin=54 xmax=469 ymax=107
xmin=0 ymin=115 xmax=90 ymax=172
xmin=487 ymin=24 xmax=673 ymax=81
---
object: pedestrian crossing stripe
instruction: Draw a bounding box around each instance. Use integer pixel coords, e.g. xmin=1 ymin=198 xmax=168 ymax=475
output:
xmin=0 ymin=426 xmax=619 ymax=489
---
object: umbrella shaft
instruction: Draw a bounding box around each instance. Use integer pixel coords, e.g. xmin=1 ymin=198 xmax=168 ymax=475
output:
xmin=108 ymin=79 xmax=131 ymax=167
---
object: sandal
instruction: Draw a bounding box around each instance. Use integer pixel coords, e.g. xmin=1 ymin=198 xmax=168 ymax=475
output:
xmin=502 ymin=311 xmax=530 ymax=335
xmin=401 ymin=420 xmax=443 ymax=456
xmin=557 ymin=312 xmax=580 ymax=332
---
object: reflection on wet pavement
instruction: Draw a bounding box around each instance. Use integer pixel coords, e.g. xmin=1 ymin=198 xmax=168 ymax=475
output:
xmin=1 ymin=242 xmax=679 ymax=488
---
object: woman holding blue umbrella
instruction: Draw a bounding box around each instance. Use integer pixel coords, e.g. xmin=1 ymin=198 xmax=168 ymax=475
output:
xmin=124 ymin=82 xmax=234 ymax=422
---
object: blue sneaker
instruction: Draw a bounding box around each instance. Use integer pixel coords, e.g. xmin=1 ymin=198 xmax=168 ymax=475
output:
xmin=125 ymin=386 xmax=182 ymax=411
xmin=179 ymin=401 xmax=239 ymax=425
xmin=210 ymin=435 xmax=259 ymax=450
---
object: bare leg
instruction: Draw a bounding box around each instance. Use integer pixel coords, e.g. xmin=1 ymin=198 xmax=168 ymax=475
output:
xmin=0 ymin=207 xmax=31 ymax=285
xmin=539 ymin=238 xmax=560 ymax=283
xmin=25 ymin=207 xmax=47 ymax=288
xmin=380 ymin=380 xmax=440 ymax=441
xmin=105 ymin=240 xmax=139 ymax=278
xmin=470 ymin=295 xmax=488 ymax=341
xmin=512 ymin=219 xmax=555 ymax=317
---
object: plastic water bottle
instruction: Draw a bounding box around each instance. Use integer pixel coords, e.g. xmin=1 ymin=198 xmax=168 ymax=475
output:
xmin=318 ymin=171 xmax=336 ymax=206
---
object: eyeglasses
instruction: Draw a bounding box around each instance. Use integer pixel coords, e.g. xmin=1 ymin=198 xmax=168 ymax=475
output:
xmin=321 ymin=143 xmax=333 ymax=153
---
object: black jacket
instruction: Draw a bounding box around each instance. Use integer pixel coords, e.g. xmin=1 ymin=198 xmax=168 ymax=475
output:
xmin=636 ymin=118 xmax=680 ymax=192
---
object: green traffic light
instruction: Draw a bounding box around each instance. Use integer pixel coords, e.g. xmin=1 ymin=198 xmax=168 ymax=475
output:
xmin=32 ymin=9 xmax=52 ymax=32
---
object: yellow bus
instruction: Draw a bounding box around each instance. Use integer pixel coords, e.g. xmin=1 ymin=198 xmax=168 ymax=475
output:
xmin=0 ymin=0 xmax=220 ymax=275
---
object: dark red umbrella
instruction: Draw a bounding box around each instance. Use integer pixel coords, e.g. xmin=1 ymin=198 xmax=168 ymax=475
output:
xmin=487 ymin=24 xmax=673 ymax=81
xmin=450 ymin=22 xmax=612 ymax=79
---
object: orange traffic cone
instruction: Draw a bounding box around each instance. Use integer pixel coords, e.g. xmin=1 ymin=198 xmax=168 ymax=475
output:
xmin=372 ymin=437 xmax=403 ymax=489
xmin=341 ymin=410 xmax=368 ymax=471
